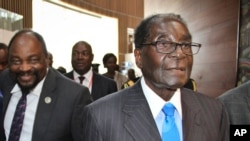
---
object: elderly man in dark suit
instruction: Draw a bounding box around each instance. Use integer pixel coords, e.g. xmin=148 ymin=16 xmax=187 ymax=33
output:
xmin=65 ymin=41 xmax=117 ymax=102
xmin=0 ymin=29 xmax=91 ymax=141
xmin=82 ymin=13 xmax=229 ymax=141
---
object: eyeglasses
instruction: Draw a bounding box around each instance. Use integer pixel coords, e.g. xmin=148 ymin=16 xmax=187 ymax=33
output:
xmin=141 ymin=40 xmax=202 ymax=55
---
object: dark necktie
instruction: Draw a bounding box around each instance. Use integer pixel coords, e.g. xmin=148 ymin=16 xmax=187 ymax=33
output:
xmin=8 ymin=94 xmax=27 ymax=141
xmin=79 ymin=76 xmax=85 ymax=84
xmin=162 ymin=103 xmax=180 ymax=141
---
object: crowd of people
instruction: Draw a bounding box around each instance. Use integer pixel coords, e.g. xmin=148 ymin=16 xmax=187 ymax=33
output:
xmin=0 ymin=12 xmax=248 ymax=141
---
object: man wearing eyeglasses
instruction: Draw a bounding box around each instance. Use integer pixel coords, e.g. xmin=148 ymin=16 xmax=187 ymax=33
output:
xmin=82 ymin=13 xmax=229 ymax=141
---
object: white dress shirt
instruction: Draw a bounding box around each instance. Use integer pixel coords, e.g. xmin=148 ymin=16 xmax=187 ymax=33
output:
xmin=73 ymin=68 xmax=93 ymax=93
xmin=4 ymin=75 xmax=46 ymax=141
xmin=141 ymin=77 xmax=183 ymax=141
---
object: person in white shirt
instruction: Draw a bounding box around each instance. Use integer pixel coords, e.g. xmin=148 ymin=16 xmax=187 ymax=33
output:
xmin=65 ymin=41 xmax=117 ymax=102
xmin=0 ymin=29 xmax=91 ymax=141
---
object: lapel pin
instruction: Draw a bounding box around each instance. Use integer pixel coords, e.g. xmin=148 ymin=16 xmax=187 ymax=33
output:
xmin=45 ymin=97 xmax=52 ymax=104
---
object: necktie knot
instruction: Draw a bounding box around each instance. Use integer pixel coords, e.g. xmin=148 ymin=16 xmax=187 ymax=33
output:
xmin=79 ymin=76 xmax=85 ymax=84
xmin=21 ymin=89 xmax=30 ymax=96
xmin=162 ymin=103 xmax=175 ymax=116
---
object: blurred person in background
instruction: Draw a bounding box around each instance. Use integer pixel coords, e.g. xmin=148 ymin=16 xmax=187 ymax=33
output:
xmin=121 ymin=68 xmax=140 ymax=89
xmin=0 ymin=43 xmax=8 ymax=125
xmin=65 ymin=41 xmax=117 ymax=102
xmin=57 ymin=66 xmax=67 ymax=74
xmin=0 ymin=43 xmax=8 ymax=73
xmin=102 ymin=53 xmax=128 ymax=90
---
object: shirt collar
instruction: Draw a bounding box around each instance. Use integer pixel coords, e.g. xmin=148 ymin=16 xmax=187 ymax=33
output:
xmin=73 ymin=68 xmax=93 ymax=82
xmin=141 ymin=76 xmax=182 ymax=119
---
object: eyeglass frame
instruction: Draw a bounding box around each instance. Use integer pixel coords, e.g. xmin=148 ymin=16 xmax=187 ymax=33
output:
xmin=140 ymin=40 xmax=202 ymax=55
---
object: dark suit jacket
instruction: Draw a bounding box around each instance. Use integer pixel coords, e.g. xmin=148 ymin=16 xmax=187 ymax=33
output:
xmin=0 ymin=92 xmax=2 ymax=118
xmin=218 ymin=80 xmax=250 ymax=125
xmin=65 ymin=71 xmax=117 ymax=101
xmin=0 ymin=68 xmax=91 ymax=141
xmin=83 ymin=81 xmax=229 ymax=141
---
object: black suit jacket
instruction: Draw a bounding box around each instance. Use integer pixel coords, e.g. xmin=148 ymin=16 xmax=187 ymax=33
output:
xmin=218 ymin=80 xmax=250 ymax=124
xmin=0 ymin=68 xmax=91 ymax=141
xmin=65 ymin=71 xmax=117 ymax=101
xmin=82 ymin=80 xmax=229 ymax=141
xmin=0 ymin=93 xmax=2 ymax=118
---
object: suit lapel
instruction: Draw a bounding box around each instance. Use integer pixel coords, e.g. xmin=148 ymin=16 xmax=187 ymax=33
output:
xmin=0 ymin=70 xmax=16 ymax=141
xmin=1 ymin=79 xmax=15 ymax=140
xmin=32 ymin=69 xmax=59 ymax=140
xmin=2 ymin=72 xmax=16 ymax=119
xmin=181 ymin=89 xmax=203 ymax=141
xmin=2 ymin=87 xmax=13 ymax=118
xmin=123 ymin=83 xmax=161 ymax=141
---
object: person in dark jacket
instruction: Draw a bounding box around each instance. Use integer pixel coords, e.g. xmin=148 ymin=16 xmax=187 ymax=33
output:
xmin=65 ymin=41 xmax=117 ymax=102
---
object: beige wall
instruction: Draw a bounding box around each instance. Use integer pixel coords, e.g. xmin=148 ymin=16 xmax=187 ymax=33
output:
xmin=0 ymin=29 xmax=14 ymax=45
xmin=144 ymin=0 xmax=239 ymax=98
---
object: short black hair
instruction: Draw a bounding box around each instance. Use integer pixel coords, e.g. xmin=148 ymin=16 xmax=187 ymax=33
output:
xmin=0 ymin=43 xmax=7 ymax=50
xmin=72 ymin=41 xmax=92 ymax=53
xmin=102 ymin=53 xmax=117 ymax=65
xmin=134 ymin=13 xmax=191 ymax=49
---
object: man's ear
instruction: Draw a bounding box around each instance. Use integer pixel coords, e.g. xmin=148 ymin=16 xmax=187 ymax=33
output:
xmin=45 ymin=56 xmax=50 ymax=67
xmin=91 ymin=54 xmax=94 ymax=62
xmin=134 ymin=48 xmax=142 ymax=69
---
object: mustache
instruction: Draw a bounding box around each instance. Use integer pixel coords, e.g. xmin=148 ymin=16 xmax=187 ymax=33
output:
xmin=16 ymin=70 xmax=35 ymax=76
xmin=11 ymin=68 xmax=40 ymax=93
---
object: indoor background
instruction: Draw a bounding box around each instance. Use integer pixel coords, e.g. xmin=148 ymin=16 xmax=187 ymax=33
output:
xmin=0 ymin=0 xmax=239 ymax=98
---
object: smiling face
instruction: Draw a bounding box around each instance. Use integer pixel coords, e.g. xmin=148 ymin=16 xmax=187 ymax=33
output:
xmin=135 ymin=19 xmax=193 ymax=90
xmin=9 ymin=32 xmax=48 ymax=93
xmin=71 ymin=42 xmax=93 ymax=75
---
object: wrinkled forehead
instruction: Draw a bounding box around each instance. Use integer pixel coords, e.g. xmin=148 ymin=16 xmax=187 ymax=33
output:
xmin=148 ymin=19 xmax=191 ymax=41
